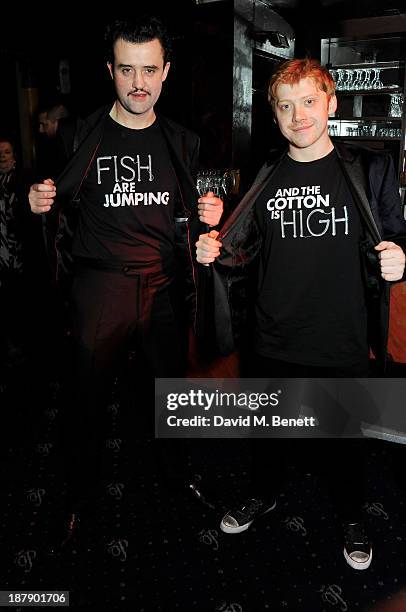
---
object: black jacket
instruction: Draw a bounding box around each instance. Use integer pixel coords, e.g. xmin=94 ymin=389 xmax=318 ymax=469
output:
xmin=42 ymin=105 xmax=202 ymax=301
xmin=199 ymin=142 xmax=406 ymax=371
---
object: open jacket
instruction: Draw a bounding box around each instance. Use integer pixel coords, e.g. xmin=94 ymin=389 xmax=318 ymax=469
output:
xmin=42 ymin=105 xmax=202 ymax=310
xmin=198 ymin=142 xmax=406 ymax=372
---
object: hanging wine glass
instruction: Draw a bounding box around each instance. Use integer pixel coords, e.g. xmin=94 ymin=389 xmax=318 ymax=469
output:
xmin=346 ymin=69 xmax=354 ymax=91
xmin=336 ymin=69 xmax=345 ymax=91
xmin=371 ymin=67 xmax=384 ymax=90
xmin=353 ymin=69 xmax=363 ymax=91
xmin=329 ymin=69 xmax=338 ymax=86
xmin=363 ymin=68 xmax=373 ymax=91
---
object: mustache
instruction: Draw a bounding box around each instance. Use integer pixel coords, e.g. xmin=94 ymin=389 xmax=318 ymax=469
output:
xmin=128 ymin=89 xmax=150 ymax=96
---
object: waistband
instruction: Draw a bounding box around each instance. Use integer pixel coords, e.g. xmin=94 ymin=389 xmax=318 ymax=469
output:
xmin=74 ymin=256 xmax=174 ymax=278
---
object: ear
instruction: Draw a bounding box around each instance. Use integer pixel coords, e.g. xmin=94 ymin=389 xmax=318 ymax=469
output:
xmin=107 ymin=62 xmax=114 ymax=80
xmin=162 ymin=61 xmax=171 ymax=83
xmin=328 ymin=94 xmax=337 ymax=115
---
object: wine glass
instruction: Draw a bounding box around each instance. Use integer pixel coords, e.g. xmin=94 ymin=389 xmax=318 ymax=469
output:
xmin=371 ymin=68 xmax=383 ymax=90
xmin=363 ymin=68 xmax=373 ymax=91
xmin=196 ymin=168 xmax=237 ymax=199
xmin=336 ymin=69 xmax=345 ymax=91
xmin=389 ymin=94 xmax=403 ymax=118
xmin=353 ymin=69 xmax=363 ymax=91
xmin=329 ymin=69 xmax=338 ymax=89
xmin=345 ymin=69 xmax=354 ymax=91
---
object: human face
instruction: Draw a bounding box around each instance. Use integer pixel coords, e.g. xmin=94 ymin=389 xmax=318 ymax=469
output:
xmin=39 ymin=112 xmax=58 ymax=138
xmin=274 ymin=77 xmax=337 ymax=161
xmin=0 ymin=141 xmax=15 ymax=173
xmin=108 ymin=38 xmax=170 ymax=127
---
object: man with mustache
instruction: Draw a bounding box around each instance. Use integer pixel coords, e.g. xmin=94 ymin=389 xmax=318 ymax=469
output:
xmin=196 ymin=58 xmax=406 ymax=570
xmin=28 ymin=15 xmax=223 ymax=549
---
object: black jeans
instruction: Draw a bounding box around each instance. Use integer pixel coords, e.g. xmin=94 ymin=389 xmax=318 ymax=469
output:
xmin=61 ymin=264 xmax=187 ymax=507
xmin=247 ymin=355 xmax=370 ymax=523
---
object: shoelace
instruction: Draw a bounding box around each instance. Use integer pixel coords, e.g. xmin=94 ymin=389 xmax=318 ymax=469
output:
xmin=345 ymin=523 xmax=369 ymax=546
xmin=240 ymin=498 xmax=263 ymax=516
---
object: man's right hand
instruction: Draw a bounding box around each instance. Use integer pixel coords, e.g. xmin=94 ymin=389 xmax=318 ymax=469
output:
xmin=196 ymin=230 xmax=222 ymax=264
xmin=29 ymin=178 xmax=56 ymax=214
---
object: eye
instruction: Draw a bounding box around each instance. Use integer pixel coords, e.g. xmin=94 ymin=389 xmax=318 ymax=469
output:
xmin=144 ymin=68 xmax=156 ymax=75
xmin=121 ymin=68 xmax=132 ymax=75
xmin=304 ymin=98 xmax=315 ymax=106
xmin=278 ymin=103 xmax=290 ymax=111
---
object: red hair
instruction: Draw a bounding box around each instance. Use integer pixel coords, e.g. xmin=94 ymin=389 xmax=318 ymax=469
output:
xmin=268 ymin=58 xmax=335 ymax=109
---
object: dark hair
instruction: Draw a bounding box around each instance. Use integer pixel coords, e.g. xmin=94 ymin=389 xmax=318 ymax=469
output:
xmin=39 ymin=104 xmax=70 ymax=122
xmin=0 ymin=134 xmax=16 ymax=151
xmin=105 ymin=15 xmax=172 ymax=65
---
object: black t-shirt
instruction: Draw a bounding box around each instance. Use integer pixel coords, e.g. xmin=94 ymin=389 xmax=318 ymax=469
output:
xmin=254 ymin=149 xmax=368 ymax=367
xmin=72 ymin=116 xmax=178 ymax=273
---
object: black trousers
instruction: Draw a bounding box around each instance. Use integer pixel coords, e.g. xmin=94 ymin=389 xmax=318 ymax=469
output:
xmin=61 ymin=263 xmax=187 ymax=507
xmin=247 ymin=355 xmax=370 ymax=523
xmin=0 ymin=270 xmax=27 ymax=364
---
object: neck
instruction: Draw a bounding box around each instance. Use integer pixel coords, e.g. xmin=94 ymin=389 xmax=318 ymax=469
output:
xmin=288 ymin=135 xmax=334 ymax=162
xmin=0 ymin=161 xmax=15 ymax=173
xmin=109 ymin=101 xmax=156 ymax=129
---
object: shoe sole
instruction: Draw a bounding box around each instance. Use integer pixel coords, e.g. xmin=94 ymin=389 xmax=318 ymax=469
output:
xmin=343 ymin=547 xmax=372 ymax=570
xmin=220 ymin=501 xmax=277 ymax=534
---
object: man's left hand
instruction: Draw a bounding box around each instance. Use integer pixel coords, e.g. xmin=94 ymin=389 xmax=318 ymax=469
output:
xmin=198 ymin=191 xmax=223 ymax=226
xmin=375 ymin=241 xmax=406 ymax=281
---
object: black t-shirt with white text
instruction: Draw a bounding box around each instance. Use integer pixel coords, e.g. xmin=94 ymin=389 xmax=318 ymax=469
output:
xmin=73 ymin=116 xmax=178 ymax=273
xmin=254 ymin=149 xmax=368 ymax=367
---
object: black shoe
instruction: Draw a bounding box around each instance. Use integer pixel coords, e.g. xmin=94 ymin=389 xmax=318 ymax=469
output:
xmin=343 ymin=522 xmax=372 ymax=570
xmin=220 ymin=497 xmax=277 ymax=534
xmin=188 ymin=474 xmax=216 ymax=510
xmin=48 ymin=511 xmax=81 ymax=555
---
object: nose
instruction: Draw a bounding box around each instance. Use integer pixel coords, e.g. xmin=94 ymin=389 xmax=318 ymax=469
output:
xmin=132 ymin=70 xmax=145 ymax=91
xmin=292 ymin=105 xmax=306 ymax=123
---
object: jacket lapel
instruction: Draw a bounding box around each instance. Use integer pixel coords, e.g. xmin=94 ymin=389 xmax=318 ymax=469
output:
xmin=335 ymin=142 xmax=382 ymax=244
xmin=55 ymin=106 xmax=110 ymax=202
xmin=218 ymin=152 xmax=287 ymax=242
xmin=156 ymin=115 xmax=199 ymax=212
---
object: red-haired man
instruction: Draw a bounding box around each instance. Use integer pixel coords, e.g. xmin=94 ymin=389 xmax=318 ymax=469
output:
xmin=196 ymin=59 xmax=406 ymax=570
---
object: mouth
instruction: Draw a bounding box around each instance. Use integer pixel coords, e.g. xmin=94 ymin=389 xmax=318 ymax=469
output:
xmin=291 ymin=124 xmax=313 ymax=132
xmin=129 ymin=91 xmax=149 ymax=100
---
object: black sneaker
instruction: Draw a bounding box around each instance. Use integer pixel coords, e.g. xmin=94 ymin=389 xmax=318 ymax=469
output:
xmin=220 ymin=497 xmax=276 ymax=534
xmin=343 ymin=522 xmax=372 ymax=570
